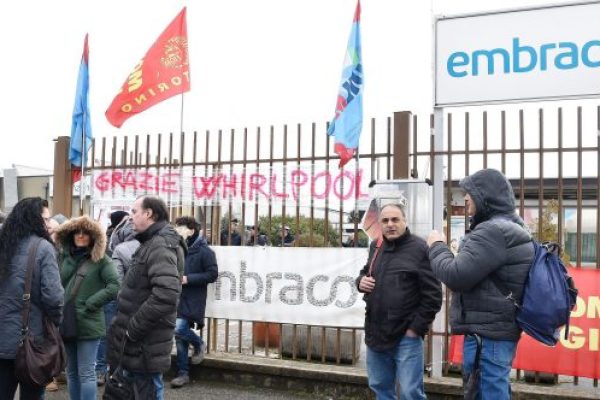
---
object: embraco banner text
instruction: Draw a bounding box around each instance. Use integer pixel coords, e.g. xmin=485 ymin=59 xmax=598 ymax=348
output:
xmin=205 ymin=246 xmax=367 ymax=327
xmin=92 ymin=166 xmax=369 ymax=206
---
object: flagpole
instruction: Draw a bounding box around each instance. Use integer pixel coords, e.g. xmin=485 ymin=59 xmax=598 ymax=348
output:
xmin=180 ymin=92 xmax=185 ymax=136
xmin=80 ymin=116 xmax=86 ymax=216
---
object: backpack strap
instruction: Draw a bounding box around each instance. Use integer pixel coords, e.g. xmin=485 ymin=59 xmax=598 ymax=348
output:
xmin=20 ymin=237 xmax=43 ymax=339
xmin=67 ymin=259 xmax=93 ymax=302
xmin=367 ymin=237 xmax=384 ymax=277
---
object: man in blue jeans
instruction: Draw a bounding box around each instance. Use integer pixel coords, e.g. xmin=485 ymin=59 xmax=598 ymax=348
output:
xmin=171 ymin=216 xmax=218 ymax=388
xmin=356 ymin=203 xmax=442 ymax=399
xmin=428 ymin=169 xmax=533 ymax=399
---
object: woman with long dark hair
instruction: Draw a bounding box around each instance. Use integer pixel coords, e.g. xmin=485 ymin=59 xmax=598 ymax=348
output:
xmin=0 ymin=197 xmax=64 ymax=399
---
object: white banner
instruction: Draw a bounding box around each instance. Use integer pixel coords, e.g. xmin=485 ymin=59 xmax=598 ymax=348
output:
xmin=91 ymin=164 xmax=369 ymax=207
xmin=435 ymin=2 xmax=600 ymax=106
xmin=205 ymin=246 xmax=367 ymax=327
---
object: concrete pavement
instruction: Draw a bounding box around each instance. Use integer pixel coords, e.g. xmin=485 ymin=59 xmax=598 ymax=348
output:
xmin=43 ymin=378 xmax=319 ymax=400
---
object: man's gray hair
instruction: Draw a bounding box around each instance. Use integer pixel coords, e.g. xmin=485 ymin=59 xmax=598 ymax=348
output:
xmin=379 ymin=202 xmax=406 ymax=218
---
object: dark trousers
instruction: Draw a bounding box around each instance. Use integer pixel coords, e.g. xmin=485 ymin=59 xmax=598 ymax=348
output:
xmin=0 ymin=358 xmax=44 ymax=400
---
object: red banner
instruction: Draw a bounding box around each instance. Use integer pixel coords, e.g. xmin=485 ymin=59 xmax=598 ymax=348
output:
xmin=105 ymin=7 xmax=190 ymax=128
xmin=449 ymin=267 xmax=600 ymax=379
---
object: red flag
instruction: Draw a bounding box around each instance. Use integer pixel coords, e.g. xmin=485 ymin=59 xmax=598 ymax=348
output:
xmin=105 ymin=7 xmax=190 ymax=128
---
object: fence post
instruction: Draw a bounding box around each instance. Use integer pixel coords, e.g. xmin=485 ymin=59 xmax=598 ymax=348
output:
xmin=393 ymin=111 xmax=411 ymax=179
xmin=53 ymin=136 xmax=73 ymax=217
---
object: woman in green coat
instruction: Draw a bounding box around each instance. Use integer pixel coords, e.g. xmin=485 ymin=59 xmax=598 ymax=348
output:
xmin=56 ymin=216 xmax=119 ymax=400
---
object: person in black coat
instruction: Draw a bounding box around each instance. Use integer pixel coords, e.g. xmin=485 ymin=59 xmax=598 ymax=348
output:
xmin=171 ymin=216 xmax=218 ymax=388
xmin=356 ymin=203 xmax=442 ymax=400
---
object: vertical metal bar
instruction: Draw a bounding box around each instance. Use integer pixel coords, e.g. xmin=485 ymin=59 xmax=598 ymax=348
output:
xmin=307 ymin=326 xmax=313 ymax=361
xmin=320 ymin=326 xmax=326 ymax=363
xmin=168 ymin=133 xmax=174 ymax=217
xmin=134 ymin=135 xmax=139 ymax=168
xmin=519 ymin=110 xmax=525 ymax=218
xmin=310 ymin=123 xmax=316 ymax=248
xmin=370 ymin=118 xmax=376 ymax=182
xmin=242 ymin=128 xmax=248 ymax=245
xmin=445 ymin=113 xmax=453 ymax=244
xmin=296 ymin=123 xmax=301 ymax=237
xmin=278 ymin=323 xmax=283 ymax=360
xmin=224 ymin=319 xmax=230 ymax=352
xmin=501 ymin=111 xmax=506 ymax=174
xmin=538 ymin=109 xmax=544 ymax=241
xmin=204 ymin=131 xmax=210 ymax=244
xmin=387 ymin=116 xmax=392 ymax=179
xmin=254 ymin=127 xmax=261 ymax=245
xmin=292 ymin=324 xmax=297 ymax=360
xmin=268 ymin=126 xmax=274 ymax=242
xmin=238 ymin=320 xmax=242 ymax=353
xmin=281 ymin=124 xmax=288 ymax=243
xmin=265 ymin=321 xmax=270 ymax=358
xmin=412 ymin=115 xmax=418 ymax=178
xmin=597 ymin=106 xmax=600 ymax=270
xmin=206 ymin=318 xmax=212 ymax=354
xmin=482 ymin=111 xmax=488 ymax=169
xmin=558 ymin=109 xmax=564 ymax=249
xmin=324 ymin=123 xmax=330 ymax=245
xmin=334 ymin=328 xmax=340 ymax=365
xmin=576 ymin=107 xmax=583 ymax=268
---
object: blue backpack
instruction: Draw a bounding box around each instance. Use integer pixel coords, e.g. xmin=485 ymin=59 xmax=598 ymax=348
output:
xmin=491 ymin=241 xmax=578 ymax=346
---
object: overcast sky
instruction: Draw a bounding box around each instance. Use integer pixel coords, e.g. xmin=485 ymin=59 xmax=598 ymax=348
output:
xmin=0 ymin=0 xmax=585 ymax=171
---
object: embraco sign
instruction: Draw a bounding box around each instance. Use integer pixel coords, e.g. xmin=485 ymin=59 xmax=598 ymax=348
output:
xmin=205 ymin=246 xmax=367 ymax=327
xmin=435 ymin=2 xmax=600 ymax=106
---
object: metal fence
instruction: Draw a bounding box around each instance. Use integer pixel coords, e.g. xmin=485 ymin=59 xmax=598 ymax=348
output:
xmin=88 ymin=104 xmax=599 ymax=388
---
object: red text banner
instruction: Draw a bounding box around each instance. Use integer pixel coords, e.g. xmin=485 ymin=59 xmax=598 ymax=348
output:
xmin=91 ymin=165 xmax=370 ymax=207
xmin=449 ymin=267 xmax=600 ymax=379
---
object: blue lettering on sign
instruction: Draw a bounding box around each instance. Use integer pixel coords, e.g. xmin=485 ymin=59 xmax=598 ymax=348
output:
xmin=447 ymin=37 xmax=600 ymax=77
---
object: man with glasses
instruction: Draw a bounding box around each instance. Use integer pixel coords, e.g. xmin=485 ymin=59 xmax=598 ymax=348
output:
xmin=356 ymin=203 xmax=442 ymax=400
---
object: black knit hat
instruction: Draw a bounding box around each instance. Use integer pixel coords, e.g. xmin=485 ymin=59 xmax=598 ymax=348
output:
xmin=109 ymin=210 xmax=129 ymax=228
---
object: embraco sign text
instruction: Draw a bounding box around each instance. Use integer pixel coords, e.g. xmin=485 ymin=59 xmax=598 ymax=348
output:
xmin=92 ymin=166 xmax=369 ymax=205
xmin=205 ymin=247 xmax=366 ymax=327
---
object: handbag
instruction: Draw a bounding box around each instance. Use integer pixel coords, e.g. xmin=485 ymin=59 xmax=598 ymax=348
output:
xmin=103 ymin=335 xmax=133 ymax=400
xmin=60 ymin=259 xmax=92 ymax=340
xmin=14 ymin=238 xmax=67 ymax=387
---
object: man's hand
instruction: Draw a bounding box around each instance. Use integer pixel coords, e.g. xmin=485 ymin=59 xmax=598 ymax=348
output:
xmin=182 ymin=275 xmax=188 ymax=285
xmin=359 ymin=276 xmax=376 ymax=293
xmin=427 ymin=230 xmax=446 ymax=247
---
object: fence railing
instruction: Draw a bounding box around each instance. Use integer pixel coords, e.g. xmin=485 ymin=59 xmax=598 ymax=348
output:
xmin=88 ymin=104 xmax=599 ymax=389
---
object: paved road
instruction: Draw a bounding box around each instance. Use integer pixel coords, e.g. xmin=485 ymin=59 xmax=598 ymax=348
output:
xmin=43 ymin=378 xmax=320 ymax=400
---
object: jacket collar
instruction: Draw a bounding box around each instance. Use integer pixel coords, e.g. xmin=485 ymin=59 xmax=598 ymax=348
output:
xmin=135 ymin=220 xmax=167 ymax=244
xmin=382 ymin=227 xmax=411 ymax=251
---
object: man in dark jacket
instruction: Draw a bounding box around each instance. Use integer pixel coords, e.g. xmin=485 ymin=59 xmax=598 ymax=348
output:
xmin=357 ymin=203 xmax=442 ymax=400
xmin=107 ymin=196 xmax=185 ymax=399
xmin=170 ymin=216 xmax=218 ymax=388
xmin=427 ymin=168 xmax=533 ymax=400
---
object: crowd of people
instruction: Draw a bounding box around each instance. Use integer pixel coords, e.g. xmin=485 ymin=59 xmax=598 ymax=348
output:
xmin=0 ymin=168 xmax=533 ymax=400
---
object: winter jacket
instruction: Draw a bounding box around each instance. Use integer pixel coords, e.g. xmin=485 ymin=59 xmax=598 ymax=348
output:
xmin=429 ymin=168 xmax=534 ymax=341
xmin=178 ymin=235 xmax=218 ymax=327
xmin=356 ymin=229 xmax=442 ymax=351
xmin=56 ymin=216 xmax=119 ymax=340
xmin=109 ymin=219 xmax=140 ymax=282
xmin=107 ymin=221 xmax=185 ymax=374
xmin=0 ymin=235 xmax=64 ymax=359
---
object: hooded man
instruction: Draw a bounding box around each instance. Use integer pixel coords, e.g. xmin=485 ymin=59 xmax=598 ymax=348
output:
xmin=427 ymin=168 xmax=534 ymax=399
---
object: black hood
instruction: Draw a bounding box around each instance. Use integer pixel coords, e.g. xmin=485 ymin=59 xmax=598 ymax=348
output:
xmin=459 ymin=168 xmax=524 ymax=229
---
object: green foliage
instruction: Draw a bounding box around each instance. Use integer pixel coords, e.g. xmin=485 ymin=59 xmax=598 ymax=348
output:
xmin=257 ymin=215 xmax=340 ymax=247
xmin=527 ymin=199 xmax=571 ymax=264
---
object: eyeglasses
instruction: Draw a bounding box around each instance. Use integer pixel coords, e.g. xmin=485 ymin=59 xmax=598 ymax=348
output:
xmin=380 ymin=217 xmax=403 ymax=224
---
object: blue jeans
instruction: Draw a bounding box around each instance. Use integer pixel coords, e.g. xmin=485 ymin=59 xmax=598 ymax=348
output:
xmin=65 ymin=339 xmax=100 ymax=400
xmin=463 ymin=336 xmax=518 ymax=400
xmin=123 ymin=370 xmax=164 ymax=400
xmin=366 ymin=336 xmax=426 ymax=400
xmin=175 ymin=318 xmax=203 ymax=375
xmin=96 ymin=300 xmax=118 ymax=375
